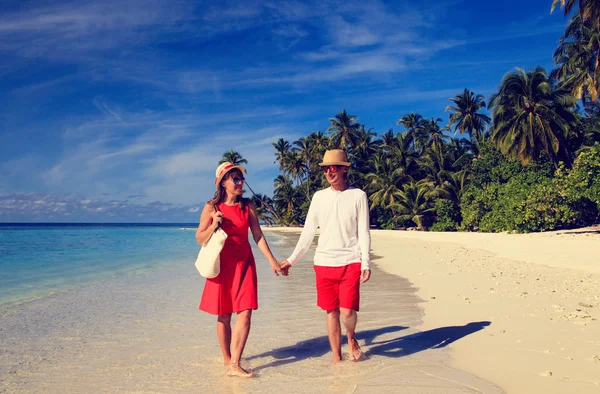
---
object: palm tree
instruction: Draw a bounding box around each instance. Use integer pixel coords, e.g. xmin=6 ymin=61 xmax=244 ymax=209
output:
xmin=327 ymin=109 xmax=360 ymax=149
xmin=391 ymin=132 xmax=418 ymax=175
xmin=445 ymin=89 xmax=491 ymax=144
xmin=422 ymin=117 xmax=451 ymax=150
xmin=219 ymin=150 xmax=248 ymax=166
xmin=308 ymin=131 xmax=330 ymax=159
xmin=293 ymin=137 xmax=312 ymax=171
xmin=389 ymin=181 xmax=435 ymax=230
xmin=489 ymin=67 xmax=580 ymax=168
xmin=273 ymin=175 xmax=295 ymax=217
xmin=397 ymin=113 xmax=426 ymax=154
xmin=446 ymin=137 xmax=474 ymax=169
xmin=293 ymin=137 xmax=314 ymax=199
xmin=551 ymin=0 xmax=600 ymax=26
xmin=552 ymin=15 xmax=600 ymax=104
xmin=418 ymin=143 xmax=455 ymax=189
xmin=365 ymin=152 xmax=411 ymax=211
xmin=306 ymin=131 xmax=330 ymax=191
xmin=440 ymin=170 xmax=470 ymax=207
xmin=251 ymin=193 xmax=277 ymax=225
xmin=282 ymin=151 xmax=307 ymax=187
xmin=273 ymin=174 xmax=289 ymax=191
xmin=353 ymin=126 xmax=379 ymax=165
xmin=380 ymin=129 xmax=396 ymax=151
xmin=272 ymin=138 xmax=291 ymax=171
xmin=578 ymin=111 xmax=600 ymax=152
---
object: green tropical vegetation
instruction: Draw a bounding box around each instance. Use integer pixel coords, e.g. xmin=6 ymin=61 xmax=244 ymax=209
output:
xmin=219 ymin=2 xmax=600 ymax=233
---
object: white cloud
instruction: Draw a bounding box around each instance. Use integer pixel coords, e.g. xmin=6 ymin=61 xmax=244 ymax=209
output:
xmin=141 ymin=123 xmax=294 ymax=204
xmin=0 ymin=0 xmax=193 ymax=56
xmin=328 ymin=15 xmax=380 ymax=48
xmin=0 ymin=193 xmax=201 ymax=222
xmin=148 ymin=148 xmax=220 ymax=178
xmin=1 ymin=0 xmax=464 ymax=100
xmin=25 ymin=101 xmax=311 ymax=207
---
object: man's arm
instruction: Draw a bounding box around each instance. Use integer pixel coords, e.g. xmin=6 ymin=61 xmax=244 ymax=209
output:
xmin=357 ymin=192 xmax=371 ymax=282
xmin=281 ymin=194 xmax=319 ymax=269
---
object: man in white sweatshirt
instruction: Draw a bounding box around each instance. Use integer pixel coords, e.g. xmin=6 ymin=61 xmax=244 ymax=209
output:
xmin=280 ymin=149 xmax=371 ymax=363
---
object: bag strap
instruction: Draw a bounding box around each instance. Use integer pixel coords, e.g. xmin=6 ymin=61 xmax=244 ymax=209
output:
xmin=212 ymin=203 xmax=222 ymax=230
xmin=244 ymin=180 xmax=281 ymax=223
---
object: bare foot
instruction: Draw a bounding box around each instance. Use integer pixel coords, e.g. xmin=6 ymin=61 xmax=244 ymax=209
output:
xmin=348 ymin=339 xmax=363 ymax=361
xmin=227 ymin=363 xmax=254 ymax=378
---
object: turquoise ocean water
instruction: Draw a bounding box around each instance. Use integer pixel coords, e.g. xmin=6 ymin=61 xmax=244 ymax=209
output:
xmin=0 ymin=223 xmax=201 ymax=308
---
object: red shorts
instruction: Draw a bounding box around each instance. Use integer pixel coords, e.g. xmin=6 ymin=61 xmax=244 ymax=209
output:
xmin=314 ymin=263 xmax=361 ymax=312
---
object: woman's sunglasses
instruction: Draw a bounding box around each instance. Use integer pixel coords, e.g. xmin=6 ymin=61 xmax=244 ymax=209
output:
xmin=232 ymin=177 xmax=245 ymax=185
xmin=321 ymin=165 xmax=339 ymax=173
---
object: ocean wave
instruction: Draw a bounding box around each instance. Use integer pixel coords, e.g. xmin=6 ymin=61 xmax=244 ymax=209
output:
xmin=269 ymin=235 xmax=290 ymax=246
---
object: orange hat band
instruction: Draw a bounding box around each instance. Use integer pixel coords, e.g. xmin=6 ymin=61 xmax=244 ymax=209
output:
xmin=214 ymin=164 xmax=235 ymax=184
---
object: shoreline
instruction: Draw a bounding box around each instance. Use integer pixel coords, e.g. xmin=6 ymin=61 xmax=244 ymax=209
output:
xmin=2 ymin=227 xmax=597 ymax=392
xmin=0 ymin=232 xmax=504 ymax=393
xmin=263 ymin=226 xmax=600 ymax=393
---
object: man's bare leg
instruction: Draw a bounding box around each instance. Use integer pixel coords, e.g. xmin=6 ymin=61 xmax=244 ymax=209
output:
xmin=326 ymin=309 xmax=343 ymax=362
xmin=340 ymin=308 xmax=362 ymax=361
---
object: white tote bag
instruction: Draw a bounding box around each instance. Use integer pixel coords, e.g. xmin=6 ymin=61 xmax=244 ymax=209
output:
xmin=195 ymin=209 xmax=228 ymax=278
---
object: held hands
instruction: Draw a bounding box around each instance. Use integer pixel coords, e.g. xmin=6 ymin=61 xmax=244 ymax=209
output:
xmin=279 ymin=260 xmax=291 ymax=276
xmin=270 ymin=260 xmax=289 ymax=277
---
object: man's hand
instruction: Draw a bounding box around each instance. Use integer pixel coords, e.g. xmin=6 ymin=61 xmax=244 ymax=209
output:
xmin=280 ymin=260 xmax=292 ymax=276
xmin=361 ymin=269 xmax=371 ymax=283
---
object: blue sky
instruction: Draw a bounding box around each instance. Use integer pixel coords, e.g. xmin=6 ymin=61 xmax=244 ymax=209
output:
xmin=0 ymin=0 xmax=570 ymax=222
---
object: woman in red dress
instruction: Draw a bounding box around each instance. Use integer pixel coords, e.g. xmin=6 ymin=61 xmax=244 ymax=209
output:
xmin=195 ymin=162 xmax=285 ymax=378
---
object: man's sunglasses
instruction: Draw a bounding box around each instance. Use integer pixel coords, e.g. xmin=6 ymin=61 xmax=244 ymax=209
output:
xmin=232 ymin=177 xmax=245 ymax=185
xmin=321 ymin=165 xmax=340 ymax=173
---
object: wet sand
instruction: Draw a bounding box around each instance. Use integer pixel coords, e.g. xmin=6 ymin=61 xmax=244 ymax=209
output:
xmin=0 ymin=232 xmax=502 ymax=393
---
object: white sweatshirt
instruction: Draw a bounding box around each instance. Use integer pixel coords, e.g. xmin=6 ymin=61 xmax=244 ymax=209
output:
xmin=286 ymin=187 xmax=371 ymax=271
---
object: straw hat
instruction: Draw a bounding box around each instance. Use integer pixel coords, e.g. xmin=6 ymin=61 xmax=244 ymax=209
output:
xmin=214 ymin=162 xmax=246 ymax=188
xmin=319 ymin=149 xmax=350 ymax=167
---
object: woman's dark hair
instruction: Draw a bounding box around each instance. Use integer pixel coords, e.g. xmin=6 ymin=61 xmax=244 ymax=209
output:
xmin=208 ymin=169 xmax=248 ymax=210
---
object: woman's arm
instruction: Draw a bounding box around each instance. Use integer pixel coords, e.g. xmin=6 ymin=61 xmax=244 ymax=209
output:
xmin=195 ymin=203 xmax=222 ymax=245
xmin=247 ymin=201 xmax=285 ymax=276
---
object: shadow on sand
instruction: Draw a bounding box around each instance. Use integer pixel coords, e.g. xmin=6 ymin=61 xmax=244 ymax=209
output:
xmin=555 ymin=228 xmax=600 ymax=236
xmin=366 ymin=321 xmax=491 ymax=357
xmin=249 ymin=321 xmax=490 ymax=372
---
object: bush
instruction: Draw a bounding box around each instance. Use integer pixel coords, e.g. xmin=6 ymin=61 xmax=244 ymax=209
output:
xmin=459 ymin=147 xmax=600 ymax=233
xmin=559 ymin=143 xmax=600 ymax=221
xmin=460 ymin=172 xmax=576 ymax=233
xmin=469 ymin=142 xmax=554 ymax=188
xmin=460 ymin=183 xmax=500 ymax=231
xmin=431 ymin=199 xmax=460 ymax=231
xmin=509 ymin=183 xmax=581 ymax=232
xmin=371 ymin=207 xmax=395 ymax=229
xmin=430 ymin=220 xmax=458 ymax=232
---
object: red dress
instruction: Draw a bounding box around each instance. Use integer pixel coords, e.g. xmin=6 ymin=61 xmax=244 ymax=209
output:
xmin=199 ymin=202 xmax=258 ymax=315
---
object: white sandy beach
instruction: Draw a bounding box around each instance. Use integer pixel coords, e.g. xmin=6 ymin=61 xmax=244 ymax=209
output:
xmin=267 ymin=226 xmax=600 ymax=393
